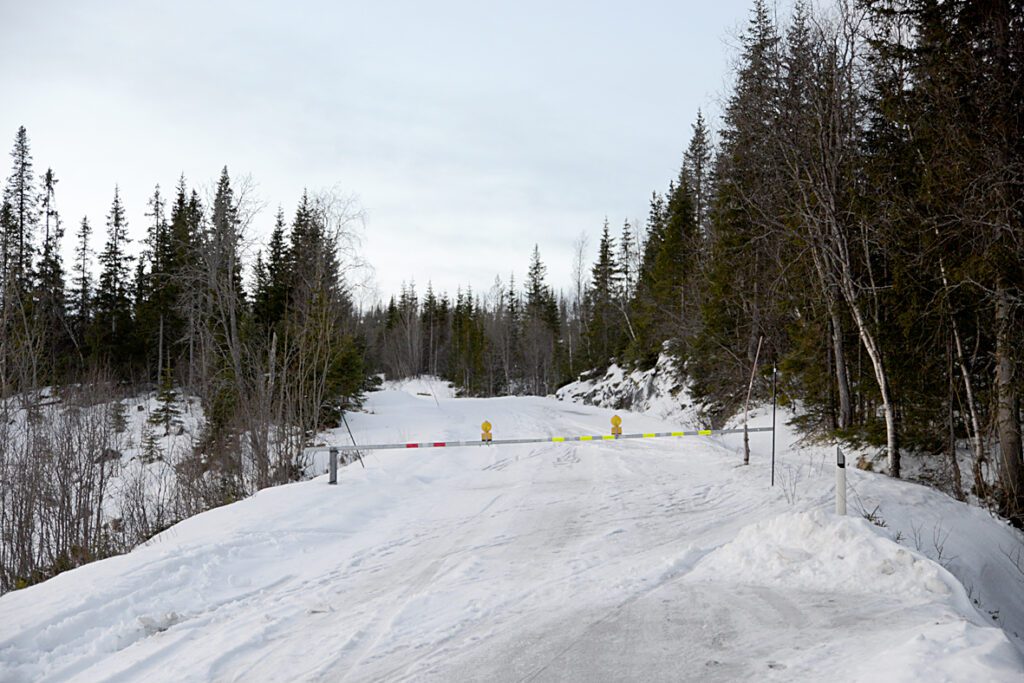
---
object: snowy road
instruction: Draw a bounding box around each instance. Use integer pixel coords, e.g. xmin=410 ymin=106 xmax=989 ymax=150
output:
xmin=2 ymin=386 xmax=1023 ymax=681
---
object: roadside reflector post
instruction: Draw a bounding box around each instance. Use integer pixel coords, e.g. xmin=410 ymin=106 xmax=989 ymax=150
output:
xmin=481 ymin=421 xmax=492 ymax=443
xmin=611 ymin=415 xmax=623 ymax=437
xmin=836 ymin=446 xmax=847 ymax=515
xmin=329 ymin=447 xmax=339 ymax=485
xmin=771 ymin=363 xmax=777 ymax=486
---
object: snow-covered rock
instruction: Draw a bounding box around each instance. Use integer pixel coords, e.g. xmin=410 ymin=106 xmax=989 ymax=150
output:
xmin=557 ymin=352 xmax=702 ymax=427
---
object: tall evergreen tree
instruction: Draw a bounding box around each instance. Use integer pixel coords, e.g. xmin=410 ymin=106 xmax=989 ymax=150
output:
xmin=617 ymin=220 xmax=638 ymax=302
xmin=2 ymin=126 xmax=38 ymax=296
xmin=199 ymin=167 xmax=246 ymax=440
xmin=521 ymin=246 xmax=561 ymax=393
xmin=2 ymin=129 xmax=38 ymax=307
xmin=585 ymin=219 xmax=620 ymax=366
xmin=683 ymin=110 xmax=714 ymax=241
xmin=689 ymin=0 xmax=783 ymax=411
xmin=35 ymin=169 xmax=70 ymax=379
xmin=659 ymin=171 xmax=699 ymax=323
xmin=92 ymin=187 xmax=135 ymax=368
xmin=525 ymin=244 xmax=559 ymax=332
xmin=134 ymin=185 xmax=173 ymax=378
xmin=251 ymin=207 xmax=290 ymax=332
xmin=285 ymin=190 xmax=366 ymax=425
xmin=166 ymin=177 xmax=202 ymax=382
xmin=69 ymin=216 xmax=93 ymax=355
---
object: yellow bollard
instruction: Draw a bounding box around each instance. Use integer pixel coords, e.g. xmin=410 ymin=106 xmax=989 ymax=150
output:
xmin=611 ymin=415 xmax=623 ymax=437
xmin=481 ymin=420 xmax=493 ymax=443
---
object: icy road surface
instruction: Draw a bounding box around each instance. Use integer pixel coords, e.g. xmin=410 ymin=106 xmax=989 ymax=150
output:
xmin=2 ymin=385 xmax=1023 ymax=681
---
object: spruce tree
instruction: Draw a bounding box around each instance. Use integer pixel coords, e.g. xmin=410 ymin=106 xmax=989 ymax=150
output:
xmin=35 ymin=169 xmax=70 ymax=380
xmin=251 ymin=207 xmax=290 ymax=332
xmin=0 ymin=198 xmax=11 ymax=298
xmin=140 ymin=424 xmax=162 ymax=464
xmin=167 ymin=176 xmax=202 ymax=381
xmin=683 ymin=110 xmax=714 ymax=241
xmin=149 ymin=363 xmax=181 ymax=435
xmin=617 ymin=220 xmax=637 ymax=302
xmin=200 ymin=167 xmax=245 ymax=441
xmin=279 ymin=189 xmax=365 ymax=427
xmin=689 ymin=0 xmax=782 ymax=409
xmin=522 ymin=246 xmax=560 ymax=393
xmin=525 ymin=244 xmax=558 ymax=332
xmin=208 ymin=167 xmax=244 ymax=300
xmin=629 ymin=192 xmax=672 ymax=365
xmin=585 ymin=219 xmax=620 ymax=366
xmin=69 ymin=216 xmax=93 ymax=354
xmin=92 ymin=187 xmax=135 ymax=368
xmin=135 ymin=185 xmax=177 ymax=380
xmin=2 ymin=126 xmax=38 ymax=294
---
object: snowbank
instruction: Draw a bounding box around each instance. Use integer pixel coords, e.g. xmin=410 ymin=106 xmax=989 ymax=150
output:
xmin=686 ymin=511 xmax=1023 ymax=680
xmin=689 ymin=510 xmax=962 ymax=602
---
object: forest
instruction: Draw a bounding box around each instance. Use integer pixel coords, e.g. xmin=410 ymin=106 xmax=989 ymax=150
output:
xmin=1 ymin=0 xmax=1021 ymax=592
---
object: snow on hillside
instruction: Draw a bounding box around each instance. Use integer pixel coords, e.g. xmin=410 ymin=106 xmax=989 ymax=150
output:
xmin=556 ymin=352 xmax=702 ymax=427
xmin=1 ymin=382 xmax=1023 ymax=681
xmin=379 ymin=375 xmax=459 ymax=401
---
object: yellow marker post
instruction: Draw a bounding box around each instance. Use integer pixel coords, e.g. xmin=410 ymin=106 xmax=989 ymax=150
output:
xmin=481 ymin=421 xmax=493 ymax=443
xmin=611 ymin=415 xmax=623 ymax=437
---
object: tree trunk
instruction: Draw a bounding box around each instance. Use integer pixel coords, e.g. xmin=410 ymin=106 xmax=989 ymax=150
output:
xmin=838 ymin=264 xmax=900 ymax=478
xmin=946 ymin=336 xmax=964 ymax=500
xmin=995 ymin=280 xmax=1023 ymax=522
xmin=831 ymin=309 xmax=853 ymax=430
xmin=157 ymin=314 xmax=164 ymax=384
xmin=934 ymin=241 xmax=987 ymax=491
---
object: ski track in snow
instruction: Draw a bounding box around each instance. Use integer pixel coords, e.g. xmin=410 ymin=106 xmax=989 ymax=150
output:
xmin=2 ymin=386 xmax=1023 ymax=682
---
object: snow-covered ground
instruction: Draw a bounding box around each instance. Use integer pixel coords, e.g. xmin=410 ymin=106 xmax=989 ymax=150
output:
xmin=2 ymin=381 xmax=1023 ymax=681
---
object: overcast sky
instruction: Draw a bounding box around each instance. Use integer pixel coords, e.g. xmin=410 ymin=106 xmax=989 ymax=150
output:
xmin=1 ymin=0 xmax=754 ymax=304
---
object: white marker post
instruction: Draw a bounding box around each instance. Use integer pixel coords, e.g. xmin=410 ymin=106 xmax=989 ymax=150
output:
xmin=836 ymin=446 xmax=847 ymax=516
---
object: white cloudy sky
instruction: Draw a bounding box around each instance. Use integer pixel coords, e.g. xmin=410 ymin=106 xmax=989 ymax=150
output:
xmin=1 ymin=0 xmax=754 ymax=303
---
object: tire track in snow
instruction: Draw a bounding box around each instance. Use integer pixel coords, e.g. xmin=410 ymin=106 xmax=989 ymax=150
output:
xmin=338 ymin=490 xmax=507 ymax=680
